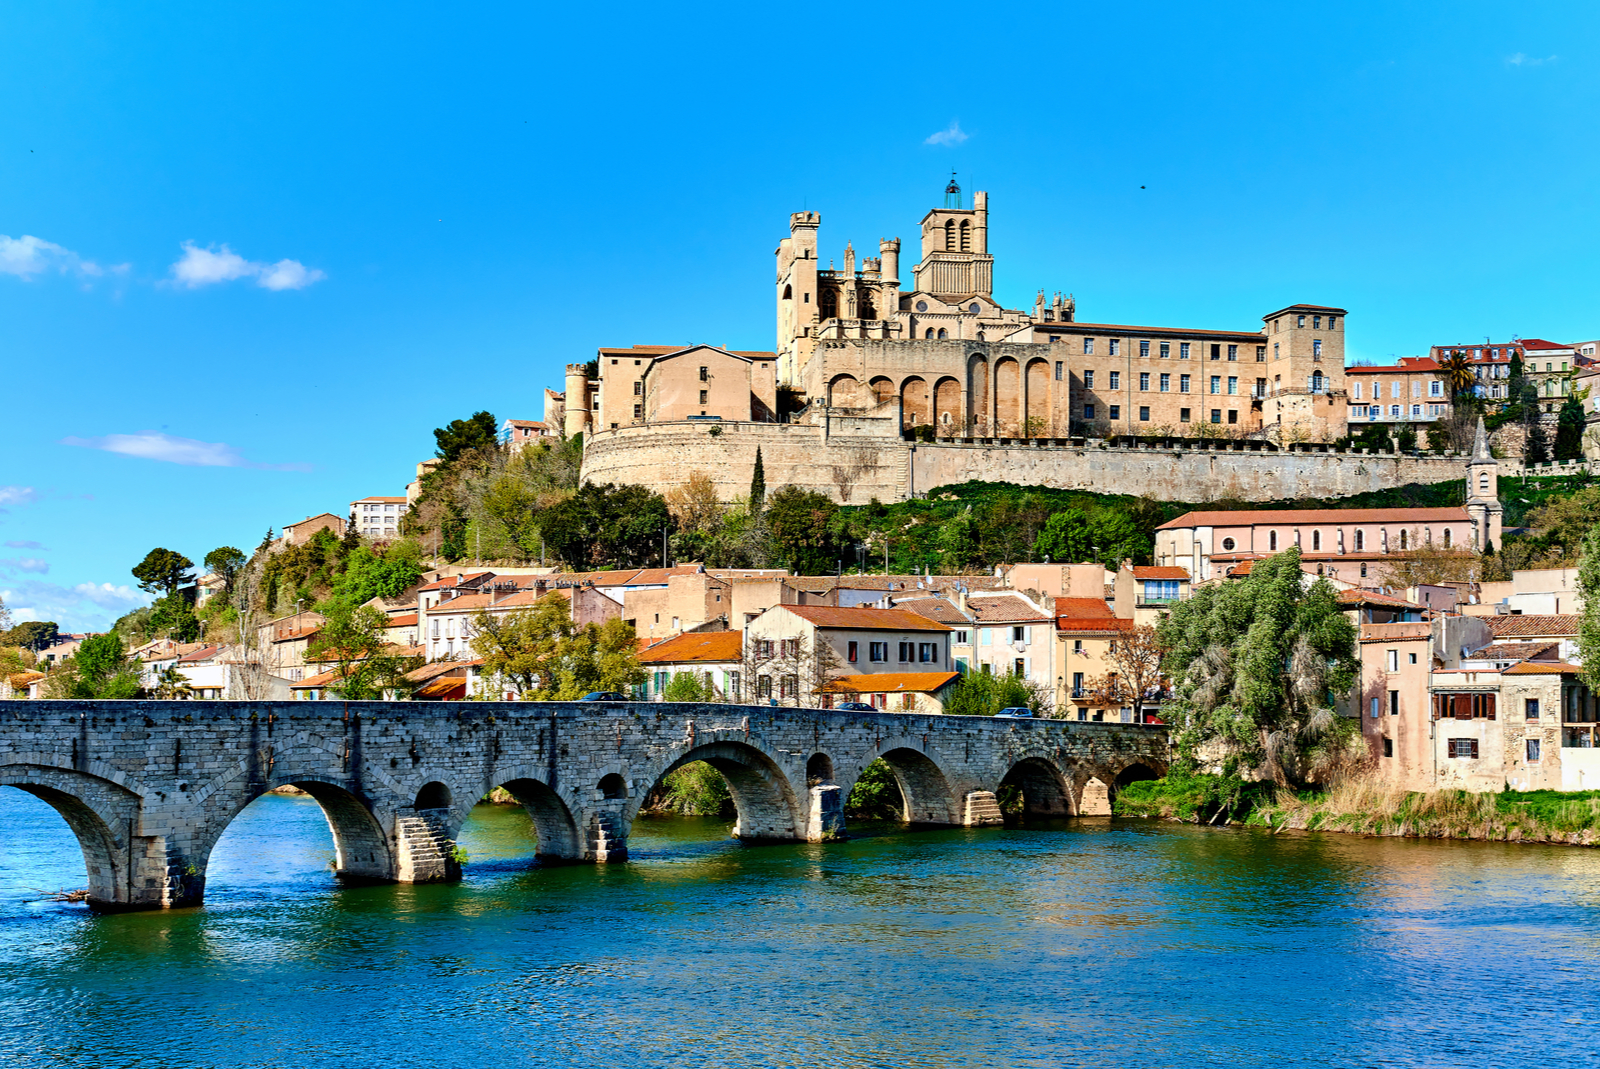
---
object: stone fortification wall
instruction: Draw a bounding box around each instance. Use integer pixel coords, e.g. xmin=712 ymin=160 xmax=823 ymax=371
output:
xmin=582 ymin=420 xmax=1469 ymax=504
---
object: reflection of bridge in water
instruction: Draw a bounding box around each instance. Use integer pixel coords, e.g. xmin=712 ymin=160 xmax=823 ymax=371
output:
xmin=0 ymin=700 xmax=1167 ymax=910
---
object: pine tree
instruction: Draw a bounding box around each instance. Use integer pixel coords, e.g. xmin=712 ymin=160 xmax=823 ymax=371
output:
xmin=749 ymin=447 xmax=766 ymax=514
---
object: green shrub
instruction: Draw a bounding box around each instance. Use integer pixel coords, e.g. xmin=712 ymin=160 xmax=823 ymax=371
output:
xmin=845 ymin=758 xmax=903 ymax=819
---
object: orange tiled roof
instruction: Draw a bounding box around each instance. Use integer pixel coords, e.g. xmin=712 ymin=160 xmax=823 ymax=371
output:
xmin=1478 ymin=641 xmax=1560 ymax=660
xmin=639 ymin=630 xmax=743 ymax=664
xmin=1055 ymin=597 xmax=1117 ymax=619
xmin=820 ymin=671 xmax=961 ymax=694
xmin=404 ymin=658 xmax=483 ymax=683
xmin=893 ymin=597 xmax=972 ymax=625
xmin=1132 ymin=566 xmax=1190 ymax=580
xmin=1339 ymin=589 xmax=1424 ymax=610
xmin=777 ymin=605 xmax=951 ymax=632
xmin=965 ymin=592 xmax=1052 ymax=623
xmin=1159 ymin=507 xmax=1470 ymax=530
xmin=385 ymin=613 xmax=418 ymax=628
xmin=1501 ymin=661 xmax=1582 ymax=675
xmin=1486 ymin=614 xmax=1580 ymax=639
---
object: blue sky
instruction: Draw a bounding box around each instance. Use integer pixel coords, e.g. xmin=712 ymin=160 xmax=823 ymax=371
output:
xmin=3 ymin=1 xmax=1595 ymax=630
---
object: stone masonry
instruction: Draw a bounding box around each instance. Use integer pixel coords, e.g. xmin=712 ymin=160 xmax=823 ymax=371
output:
xmin=0 ymin=699 xmax=1166 ymax=911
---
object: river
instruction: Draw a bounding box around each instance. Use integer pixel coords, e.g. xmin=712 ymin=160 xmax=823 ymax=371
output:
xmin=2 ymin=789 xmax=1598 ymax=1068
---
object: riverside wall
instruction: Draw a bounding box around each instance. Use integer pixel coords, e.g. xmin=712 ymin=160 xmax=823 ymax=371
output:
xmin=581 ymin=420 xmax=1470 ymax=504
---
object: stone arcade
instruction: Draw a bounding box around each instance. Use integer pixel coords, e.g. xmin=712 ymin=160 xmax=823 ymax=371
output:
xmin=0 ymin=699 xmax=1166 ymax=910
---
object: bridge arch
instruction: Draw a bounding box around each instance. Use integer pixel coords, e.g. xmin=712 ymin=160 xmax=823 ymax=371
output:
xmin=844 ymin=740 xmax=959 ymax=825
xmin=197 ymin=774 xmax=396 ymax=889
xmin=472 ymin=764 xmax=586 ymax=862
xmin=998 ymin=755 xmax=1074 ymax=818
xmin=0 ymin=762 xmax=146 ymax=909
xmin=633 ymin=736 xmax=804 ymax=841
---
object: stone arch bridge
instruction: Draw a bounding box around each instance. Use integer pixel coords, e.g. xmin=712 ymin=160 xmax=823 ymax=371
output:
xmin=0 ymin=699 xmax=1167 ymax=911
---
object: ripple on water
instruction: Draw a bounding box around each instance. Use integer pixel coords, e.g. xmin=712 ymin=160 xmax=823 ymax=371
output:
xmin=5 ymin=790 xmax=1600 ymax=1068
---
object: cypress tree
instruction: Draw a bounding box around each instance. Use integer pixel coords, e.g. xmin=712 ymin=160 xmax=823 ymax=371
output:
xmin=1526 ymin=415 xmax=1551 ymax=465
xmin=749 ymin=447 xmax=766 ymax=514
xmin=1555 ymin=390 xmax=1586 ymax=461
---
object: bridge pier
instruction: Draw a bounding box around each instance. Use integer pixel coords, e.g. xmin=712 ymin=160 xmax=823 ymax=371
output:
xmin=806 ymin=784 xmax=844 ymax=841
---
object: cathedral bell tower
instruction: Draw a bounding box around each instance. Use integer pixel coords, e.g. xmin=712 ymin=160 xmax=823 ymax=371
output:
xmin=912 ymin=174 xmax=993 ymax=300
xmin=1466 ymin=416 xmax=1504 ymax=551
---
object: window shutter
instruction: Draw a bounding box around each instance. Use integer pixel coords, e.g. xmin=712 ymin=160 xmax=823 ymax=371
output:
xmin=1486 ymin=694 xmax=1496 ymax=721
xmin=1471 ymin=739 xmax=1479 ymax=759
xmin=1453 ymin=694 xmax=1471 ymax=720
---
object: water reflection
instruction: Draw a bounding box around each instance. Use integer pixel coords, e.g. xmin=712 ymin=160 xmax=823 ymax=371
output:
xmin=5 ymin=790 xmax=1600 ymax=1067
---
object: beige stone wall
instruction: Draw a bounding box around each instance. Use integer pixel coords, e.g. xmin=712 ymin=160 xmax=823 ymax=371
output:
xmin=582 ymin=421 xmax=1471 ymax=506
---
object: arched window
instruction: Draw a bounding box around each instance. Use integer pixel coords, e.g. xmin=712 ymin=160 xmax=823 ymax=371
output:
xmin=1355 ymin=530 xmax=1364 ymax=550
xmin=1400 ymin=530 xmax=1409 ymax=550
xmin=1479 ymin=471 xmax=1489 ymax=492
xmin=925 ymin=328 xmax=935 ymax=339
xmin=1312 ymin=530 xmax=1321 ymax=551
xmin=1443 ymin=529 xmax=1452 ymax=548
xmin=1311 ymin=370 xmax=1326 ymax=391
xmin=960 ymin=220 xmax=971 ymax=252
xmin=1269 ymin=531 xmax=1278 ymax=551
xmin=782 ymin=284 xmax=792 ymax=300
xmin=937 ymin=328 xmax=948 ymax=339
xmin=945 ymin=220 xmax=956 ymax=251
xmin=819 ymin=288 xmax=837 ymax=319
xmin=976 ymin=331 xmax=986 ymax=341
xmin=861 ymin=293 xmax=876 ymax=320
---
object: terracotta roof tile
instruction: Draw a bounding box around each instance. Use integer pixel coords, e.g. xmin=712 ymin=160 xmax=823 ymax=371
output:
xmin=1131 ymin=566 xmax=1191 ymax=580
xmin=777 ymin=605 xmax=951 ymax=632
xmin=819 ymin=671 xmax=961 ymax=694
xmin=1054 ymin=597 xmax=1117 ymax=619
xmin=965 ymin=593 xmax=1052 ymax=623
xmin=892 ymin=597 xmax=973 ymax=625
xmin=1158 ymin=507 xmax=1469 ymax=530
xmin=1340 ymin=589 xmax=1424 ymax=609
xmin=1478 ymin=641 xmax=1560 ymax=660
xmin=1486 ymin=614 xmax=1580 ymax=638
xmin=1500 ymin=661 xmax=1581 ymax=675
xmin=639 ymin=630 xmax=743 ymax=664
xmin=385 ymin=613 xmax=418 ymax=628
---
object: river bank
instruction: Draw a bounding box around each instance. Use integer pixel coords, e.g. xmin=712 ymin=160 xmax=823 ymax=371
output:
xmin=1116 ymin=774 xmax=1600 ymax=846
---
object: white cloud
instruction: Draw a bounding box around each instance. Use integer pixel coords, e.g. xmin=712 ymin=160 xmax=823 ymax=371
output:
xmin=4 ymin=541 xmax=45 ymax=550
xmin=1508 ymin=53 xmax=1558 ymax=67
xmin=258 ymin=258 xmax=327 ymax=291
xmin=925 ymin=120 xmax=969 ymax=147
xmin=170 ymin=241 xmax=326 ymax=290
xmin=0 ymin=579 xmax=150 ymax=630
xmin=0 ymin=234 xmax=102 ymax=279
xmin=60 ymin=430 xmax=311 ymax=471
xmin=0 ymin=558 xmax=48 ymax=574
xmin=0 ymin=486 xmax=37 ymax=508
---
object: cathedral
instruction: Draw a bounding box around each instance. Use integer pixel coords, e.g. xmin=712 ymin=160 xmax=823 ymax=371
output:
xmin=560 ymin=179 xmax=1350 ymax=444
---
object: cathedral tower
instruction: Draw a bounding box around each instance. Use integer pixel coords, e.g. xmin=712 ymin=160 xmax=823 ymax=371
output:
xmin=912 ymin=176 xmax=992 ymax=300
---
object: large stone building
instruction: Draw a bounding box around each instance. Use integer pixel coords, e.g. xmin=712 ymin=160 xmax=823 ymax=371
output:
xmin=559 ymin=181 xmax=1351 ymax=445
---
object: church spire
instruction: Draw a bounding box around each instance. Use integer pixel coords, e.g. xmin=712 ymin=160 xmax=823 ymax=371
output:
xmin=944 ymin=171 xmax=962 ymax=209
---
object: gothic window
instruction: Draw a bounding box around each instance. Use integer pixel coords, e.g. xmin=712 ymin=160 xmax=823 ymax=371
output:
xmin=1443 ymin=529 xmax=1452 ymax=548
xmin=1479 ymin=472 xmax=1489 ymax=492
xmin=1355 ymin=530 xmax=1364 ymax=550
xmin=1269 ymin=531 xmax=1277 ymax=551
xmin=925 ymin=328 xmax=935 ymax=339
xmin=1400 ymin=530 xmax=1409 ymax=550
xmin=782 ymin=284 xmax=792 ymax=299
xmin=937 ymin=328 xmax=947 ymax=339
xmin=861 ymin=293 xmax=876 ymax=320
xmin=819 ymin=288 xmax=837 ymax=319
xmin=1312 ymin=531 xmax=1321 ymax=551
xmin=960 ymin=220 xmax=971 ymax=252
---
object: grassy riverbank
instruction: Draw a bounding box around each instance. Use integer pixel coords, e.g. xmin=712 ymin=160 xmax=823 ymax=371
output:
xmin=1116 ymin=774 xmax=1600 ymax=846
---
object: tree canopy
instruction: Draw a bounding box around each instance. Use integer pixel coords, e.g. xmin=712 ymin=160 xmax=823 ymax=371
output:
xmin=470 ymin=594 xmax=645 ymax=699
xmin=765 ymin=486 xmax=842 ymax=575
xmin=203 ymin=546 xmax=247 ymax=591
xmin=1158 ymin=548 xmax=1359 ymax=786
xmin=540 ymin=482 xmax=672 ymax=569
xmin=433 ymin=410 xmax=499 ymax=463
xmin=132 ymin=548 xmax=195 ymax=597
xmin=65 ymin=633 xmax=142 ymax=699
xmin=305 ymin=601 xmax=417 ymax=700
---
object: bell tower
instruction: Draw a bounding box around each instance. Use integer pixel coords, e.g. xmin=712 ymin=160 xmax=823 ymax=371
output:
xmin=912 ymin=174 xmax=993 ymax=300
xmin=1466 ymin=416 xmax=1504 ymax=551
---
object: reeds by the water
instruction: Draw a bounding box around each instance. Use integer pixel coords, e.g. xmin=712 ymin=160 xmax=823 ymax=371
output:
xmin=1118 ymin=773 xmax=1600 ymax=845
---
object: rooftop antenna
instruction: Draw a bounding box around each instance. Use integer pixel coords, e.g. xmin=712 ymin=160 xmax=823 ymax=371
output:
xmin=944 ymin=171 xmax=962 ymax=209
